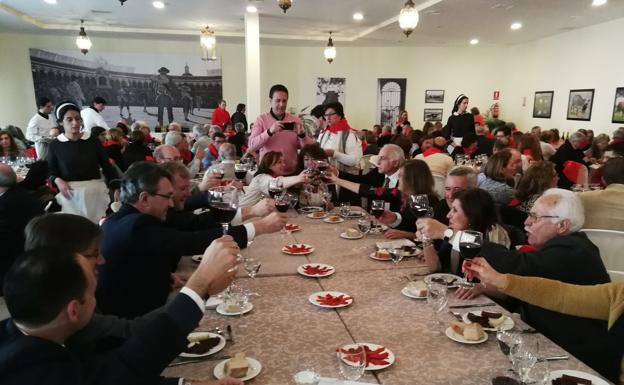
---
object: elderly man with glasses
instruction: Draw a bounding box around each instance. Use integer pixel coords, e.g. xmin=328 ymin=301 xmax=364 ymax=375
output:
xmin=418 ymin=187 xmax=613 ymax=380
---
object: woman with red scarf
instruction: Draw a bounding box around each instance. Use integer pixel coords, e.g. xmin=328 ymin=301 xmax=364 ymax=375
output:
xmin=211 ymin=100 xmax=231 ymax=129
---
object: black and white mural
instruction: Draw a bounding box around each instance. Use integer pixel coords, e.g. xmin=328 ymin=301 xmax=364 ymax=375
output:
xmin=315 ymin=77 xmax=346 ymax=106
xmin=29 ymin=48 xmax=223 ymax=129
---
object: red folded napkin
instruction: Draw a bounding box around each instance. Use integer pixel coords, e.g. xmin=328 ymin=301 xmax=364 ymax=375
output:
xmin=316 ymin=293 xmax=352 ymax=306
xmin=285 ymin=244 xmax=311 ymax=253
xmin=303 ymin=265 xmax=332 ymax=275
xmin=285 ymin=224 xmax=300 ymax=231
xmin=339 ymin=345 xmax=389 ymax=367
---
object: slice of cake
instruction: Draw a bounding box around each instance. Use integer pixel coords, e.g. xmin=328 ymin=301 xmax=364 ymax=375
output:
xmin=346 ymin=228 xmax=361 ymax=237
xmin=225 ymin=352 xmax=249 ymax=378
xmin=376 ymin=250 xmax=390 ymax=260
xmin=463 ymin=323 xmax=484 ymax=341
xmin=406 ymin=280 xmax=428 ymax=297
xmin=488 ymin=315 xmax=507 ymax=329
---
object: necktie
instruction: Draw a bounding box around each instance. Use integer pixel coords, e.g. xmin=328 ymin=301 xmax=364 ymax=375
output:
xmin=383 ymin=177 xmax=391 ymax=188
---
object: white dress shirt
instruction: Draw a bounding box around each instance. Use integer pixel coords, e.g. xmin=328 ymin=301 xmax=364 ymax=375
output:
xmin=80 ymin=107 xmax=110 ymax=133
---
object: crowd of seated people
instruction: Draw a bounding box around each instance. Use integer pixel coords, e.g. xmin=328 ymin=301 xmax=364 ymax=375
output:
xmin=1 ymin=86 xmax=624 ymax=383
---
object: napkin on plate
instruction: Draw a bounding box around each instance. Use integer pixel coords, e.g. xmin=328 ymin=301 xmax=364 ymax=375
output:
xmin=376 ymin=239 xmax=416 ymax=250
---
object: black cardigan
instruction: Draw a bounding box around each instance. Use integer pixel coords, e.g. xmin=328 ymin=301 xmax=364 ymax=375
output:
xmin=47 ymin=135 xmax=117 ymax=184
xmin=445 ymin=113 xmax=475 ymax=139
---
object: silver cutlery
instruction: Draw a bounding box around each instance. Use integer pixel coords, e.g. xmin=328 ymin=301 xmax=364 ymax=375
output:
xmin=167 ymin=355 xmax=231 ymax=367
xmin=449 ymin=303 xmax=497 ymax=309
xmin=538 ymin=355 xmax=569 ymax=362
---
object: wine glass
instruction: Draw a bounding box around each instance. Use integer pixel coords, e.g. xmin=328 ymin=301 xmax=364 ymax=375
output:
xmin=292 ymin=354 xmax=322 ymax=385
xmin=234 ymin=163 xmax=248 ymax=181
xmin=243 ymin=256 xmax=261 ymax=278
xmin=339 ymin=202 xmax=351 ymax=217
xmin=208 ymin=186 xmax=239 ymax=235
xmin=336 ymin=344 xmax=366 ymax=382
xmin=284 ymin=191 xmax=299 ymax=217
xmin=268 ymin=179 xmax=284 ymax=199
xmin=389 ymin=248 xmax=407 ymax=281
xmin=409 ymin=194 xmax=430 ymax=218
xmin=426 ymin=281 xmax=448 ymax=333
xmin=357 ymin=218 xmax=372 ymax=235
xmin=212 ymin=163 xmax=224 ymax=180
xmin=458 ymin=230 xmax=484 ymax=286
xmin=370 ymin=200 xmax=385 ymax=232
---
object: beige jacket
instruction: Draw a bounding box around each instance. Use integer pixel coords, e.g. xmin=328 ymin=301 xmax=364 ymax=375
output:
xmin=579 ymin=184 xmax=624 ymax=231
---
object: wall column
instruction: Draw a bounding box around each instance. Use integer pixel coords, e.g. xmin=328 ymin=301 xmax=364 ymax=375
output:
xmin=244 ymin=11 xmax=261 ymax=126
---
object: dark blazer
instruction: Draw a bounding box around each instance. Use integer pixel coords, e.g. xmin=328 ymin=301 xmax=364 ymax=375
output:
xmin=228 ymin=132 xmax=247 ymax=157
xmin=0 ymin=294 xmax=200 ymax=385
xmin=0 ymin=186 xmax=44 ymax=293
xmin=97 ymin=204 xmax=247 ymax=318
xmin=481 ymin=232 xmax=614 ymax=379
xmin=475 ymin=135 xmax=494 ymax=156
xmin=550 ymin=140 xmax=588 ymax=189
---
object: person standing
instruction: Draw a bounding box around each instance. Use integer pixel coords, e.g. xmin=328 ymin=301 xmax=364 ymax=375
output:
xmin=80 ymin=96 xmax=110 ymax=134
xmin=211 ymin=99 xmax=231 ymax=129
xmin=446 ymin=94 xmax=475 ymax=145
xmin=152 ymin=67 xmax=175 ymax=128
xmin=230 ymin=103 xmax=248 ymax=132
xmin=25 ymin=96 xmax=55 ymax=159
xmin=248 ymin=84 xmax=315 ymax=175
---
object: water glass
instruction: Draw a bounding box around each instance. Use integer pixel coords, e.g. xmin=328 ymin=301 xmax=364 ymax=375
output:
xmin=292 ymin=354 xmax=322 ymax=385
xmin=357 ymin=218 xmax=371 ymax=235
xmin=426 ymin=282 xmax=448 ymax=332
xmin=336 ymin=344 xmax=366 ymax=381
xmin=339 ymin=202 xmax=351 ymax=217
xmin=243 ymin=256 xmax=261 ymax=278
xmin=524 ymin=360 xmax=550 ymax=385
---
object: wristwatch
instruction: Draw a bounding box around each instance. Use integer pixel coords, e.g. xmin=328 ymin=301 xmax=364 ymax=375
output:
xmin=267 ymin=128 xmax=273 ymax=137
xmin=443 ymin=228 xmax=454 ymax=242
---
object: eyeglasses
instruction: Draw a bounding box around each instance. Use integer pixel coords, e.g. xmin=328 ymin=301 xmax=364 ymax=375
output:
xmin=151 ymin=192 xmax=174 ymax=200
xmin=323 ymin=112 xmax=337 ymax=118
xmin=527 ymin=212 xmax=560 ymax=221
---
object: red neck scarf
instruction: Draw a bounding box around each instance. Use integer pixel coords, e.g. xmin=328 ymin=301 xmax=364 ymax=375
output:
xmin=322 ymin=118 xmax=351 ymax=135
xmin=422 ymin=147 xmax=443 ymax=157
xmin=208 ymin=143 xmax=219 ymax=158
xmin=463 ymin=146 xmax=477 ymax=157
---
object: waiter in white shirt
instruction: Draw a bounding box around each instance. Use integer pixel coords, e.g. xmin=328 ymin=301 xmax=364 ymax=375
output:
xmin=26 ymin=96 xmax=56 ymax=159
xmin=81 ymin=96 xmax=110 ymax=134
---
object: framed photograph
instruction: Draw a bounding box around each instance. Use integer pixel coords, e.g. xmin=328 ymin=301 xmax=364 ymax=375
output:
xmin=532 ymin=91 xmax=554 ymax=118
xmin=612 ymin=87 xmax=624 ymax=123
xmin=566 ymin=89 xmax=594 ymax=121
xmin=425 ymin=89 xmax=444 ymax=103
xmin=423 ymin=108 xmax=443 ymax=122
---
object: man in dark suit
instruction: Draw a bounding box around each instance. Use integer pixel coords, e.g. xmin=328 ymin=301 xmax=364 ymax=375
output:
xmin=0 ymin=164 xmax=44 ymax=293
xmin=475 ymin=125 xmax=494 ymax=156
xmin=0 ymin=241 xmax=242 ymax=385
xmin=550 ymin=131 xmax=590 ymax=189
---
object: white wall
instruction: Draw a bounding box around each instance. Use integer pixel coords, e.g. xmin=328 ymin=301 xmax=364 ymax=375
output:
xmin=502 ymin=17 xmax=624 ymax=136
xmin=1 ymin=17 xmax=622 ymax=136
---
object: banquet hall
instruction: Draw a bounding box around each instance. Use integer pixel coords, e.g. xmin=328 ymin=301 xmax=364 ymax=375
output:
xmin=0 ymin=1 xmax=623 ymax=385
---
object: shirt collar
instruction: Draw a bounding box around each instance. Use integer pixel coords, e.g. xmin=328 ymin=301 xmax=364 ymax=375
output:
xmin=57 ymin=131 xmax=91 ymax=142
xmin=37 ymin=111 xmax=49 ymax=119
xmin=387 ymin=169 xmax=400 ymax=183
xmin=269 ymin=109 xmax=286 ymax=121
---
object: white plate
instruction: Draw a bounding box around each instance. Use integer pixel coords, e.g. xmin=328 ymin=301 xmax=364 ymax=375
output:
xmin=461 ymin=310 xmax=514 ymax=331
xmin=340 ymin=231 xmax=363 ymax=240
xmin=445 ymin=326 xmax=488 ymax=344
xmin=179 ymin=332 xmax=226 ymax=358
xmin=549 ymin=370 xmax=610 ymax=385
xmin=368 ymin=252 xmax=391 ymax=261
xmin=284 ymin=223 xmax=302 ymax=232
xmin=297 ymin=263 xmax=335 ymax=278
xmin=307 ymin=212 xmax=328 ymax=219
xmin=401 ymin=286 xmax=427 ymax=299
xmin=214 ymin=357 xmax=262 ymax=382
xmin=425 ymin=273 xmax=462 ymax=288
xmin=300 ymin=206 xmax=323 ymax=213
xmin=309 ymin=291 xmax=353 ymax=308
xmin=191 ymin=255 xmax=202 ymax=263
xmin=323 ymin=216 xmax=344 ymax=224
xmin=341 ymin=211 xmax=365 ymax=218
xmin=282 ymin=244 xmax=315 ymax=255
xmin=205 ymin=296 xmax=223 ymax=309
xmin=338 ymin=342 xmax=395 ymax=371
xmin=216 ymin=301 xmax=253 ymax=316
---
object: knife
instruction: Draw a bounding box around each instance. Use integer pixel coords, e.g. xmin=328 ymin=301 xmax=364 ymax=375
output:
xmin=538 ymin=355 xmax=569 ymax=362
xmin=167 ymin=355 xmax=231 ymax=367
xmin=226 ymin=324 xmax=234 ymax=344
xmin=449 ymin=303 xmax=497 ymax=309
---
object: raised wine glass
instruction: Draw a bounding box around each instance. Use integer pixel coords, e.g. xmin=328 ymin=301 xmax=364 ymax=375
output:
xmin=268 ymin=178 xmax=284 ymax=199
xmin=234 ymin=163 xmax=248 ymax=181
xmin=370 ymin=199 xmax=385 ymax=232
xmin=212 ymin=163 xmax=224 ymax=180
xmin=208 ymin=186 xmax=239 ymax=235
xmin=458 ymin=230 xmax=484 ymax=286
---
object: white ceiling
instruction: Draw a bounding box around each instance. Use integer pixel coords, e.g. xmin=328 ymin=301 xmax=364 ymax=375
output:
xmin=1 ymin=0 xmax=624 ymax=46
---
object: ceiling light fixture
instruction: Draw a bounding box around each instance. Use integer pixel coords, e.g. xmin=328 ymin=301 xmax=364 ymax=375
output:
xmin=510 ymin=22 xmax=522 ymax=30
xmin=353 ymin=12 xmax=364 ymax=21
xmin=398 ymin=0 xmax=419 ymax=37
xmin=470 ymin=38 xmax=479 ymax=45
xmin=75 ymin=20 xmax=92 ymax=55
xmin=278 ymin=0 xmax=292 ymax=13
xmin=592 ymin=0 xmax=607 ymax=6
xmin=200 ymin=26 xmax=217 ymax=61
xmin=152 ymin=1 xmax=165 ymax=9
xmin=44 ymin=0 xmax=57 ymax=4
xmin=246 ymin=5 xmax=258 ymax=13
xmin=324 ymin=32 xmax=336 ymax=64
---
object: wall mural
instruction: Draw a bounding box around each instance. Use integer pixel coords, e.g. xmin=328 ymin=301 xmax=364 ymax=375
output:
xmin=315 ymin=77 xmax=346 ymax=106
xmin=29 ymin=48 xmax=223 ymax=130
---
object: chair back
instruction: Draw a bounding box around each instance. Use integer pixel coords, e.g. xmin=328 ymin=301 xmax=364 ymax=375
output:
xmin=433 ymin=175 xmax=445 ymax=200
xmin=581 ymin=228 xmax=624 ymax=282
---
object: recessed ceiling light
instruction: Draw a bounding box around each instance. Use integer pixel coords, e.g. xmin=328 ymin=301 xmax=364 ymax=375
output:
xmin=152 ymin=1 xmax=165 ymax=9
xmin=246 ymin=5 xmax=257 ymax=13
xmin=470 ymin=39 xmax=479 ymax=45
xmin=592 ymin=0 xmax=607 ymax=6
xmin=510 ymin=22 xmax=522 ymax=30
xmin=353 ymin=12 xmax=364 ymax=21
xmin=44 ymin=0 xmax=57 ymax=4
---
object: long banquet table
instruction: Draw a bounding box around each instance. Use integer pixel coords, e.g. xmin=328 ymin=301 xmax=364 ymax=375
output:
xmin=164 ymin=211 xmax=606 ymax=385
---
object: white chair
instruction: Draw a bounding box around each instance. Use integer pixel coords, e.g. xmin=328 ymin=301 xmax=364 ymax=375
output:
xmin=581 ymin=228 xmax=624 ymax=282
xmin=433 ymin=175 xmax=445 ymax=200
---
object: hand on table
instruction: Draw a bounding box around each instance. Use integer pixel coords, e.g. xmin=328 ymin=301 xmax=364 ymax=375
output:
xmin=383 ymin=229 xmax=414 ymax=239
xmin=462 ymin=257 xmax=508 ymax=291
xmin=455 ymin=284 xmax=486 ymax=300
xmin=377 ymin=209 xmax=397 ymax=225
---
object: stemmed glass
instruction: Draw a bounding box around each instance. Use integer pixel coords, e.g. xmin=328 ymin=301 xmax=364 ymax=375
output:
xmin=284 ymin=191 xmax=299 ymax=217
xmin=212 ymin=163 xmax=224 ymax=180
xmin=370 ymin=199 xmax=385 ymax=233
xmin=234 ymin=163 xmax=248 ymax=181
xmin=389 ymin=248 xmax=408 ymax=281
xmin=426 ymin=281 xmax=448 ymax=334
xmin=336 ymin=344 xmax=366 ymax=382
xmin=242 ymin=256 xmax=261 ymax=278
xmin=357 ymin=218 xmax=372 ymax=236
xmin=458 ymin=230 xmax=484 ymax=286
xmin=292 ymin=354 xmax=322 ymax=385
xmin=208 ymin=186 xmax=239 ymax=235
xmin=268 ymin=179 xmax=284 ymax=198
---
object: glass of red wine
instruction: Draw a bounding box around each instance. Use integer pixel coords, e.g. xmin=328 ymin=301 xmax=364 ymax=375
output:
xmin=208 ymin=186 xmax=239 ymax=235
xmin=459 ymin=230 xmax=484 ymax=286
xmin=370 ymin=200 xmax=385 ymax=232
xmin=268 ymin=179 xmax=284 ymax=199
xmin=234 ymin=163 xmax=248 ymax=181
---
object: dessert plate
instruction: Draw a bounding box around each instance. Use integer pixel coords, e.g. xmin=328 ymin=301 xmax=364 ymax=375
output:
xmin=309 ymin=291 xmax=353 ymax=308
xmin=462 ymin=310 xmax=514 ymax=332
xmin=340 ymin=231 xmax=363 ymax=240
xmin=445 ymin=326 xmax=488 ymax=344
xmin=425 ymin=273 xmax=462 ymax=288
xmin=300 ymin=206 xmax=323 ymax=213
xmin=180 ymin=332 xmax=226 ymax=358
xmin=549 ymin=370 xmax=609 ymax=385
xmin=369 ymin=252 xmax=391 ymax=261
xmin=401 ymin=286 xmax=427 ymax=299
xmin=338 ymin=342 xmax=395 ymax=370
xmin=297 ymin=263 xmax=335 ymax=278
xmin=307 ymin=212 xmax=328 ymax=219
xmin=284 ymin=223 xmax=302 ymax=232
xmin=213 ymin=357 xmax=262 ymax=381
xmin=282 ymin=244 xmax=315 ymax=255
xmin=323 ymin=216 xmax=344 ymax=224
xmin=216 ymin=302 xmax=253 ymax=316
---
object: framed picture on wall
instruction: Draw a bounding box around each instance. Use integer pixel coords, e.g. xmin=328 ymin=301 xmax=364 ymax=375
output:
xmin=425 ymin=90 xmax=444 ymax=103
xmin=424 ymin=108 xmax=443 ymax=122
xmin=566 ymin=89 xmax=594 ymax=121
xmin=612 ymin=87 xmax=624 ymax=123
xmin=532 ymin=91 xmax=554 ymax=118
